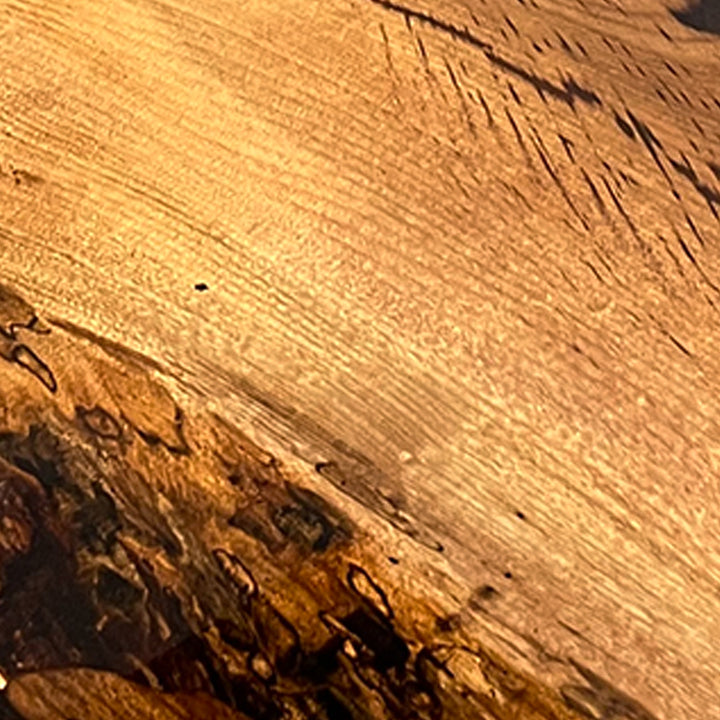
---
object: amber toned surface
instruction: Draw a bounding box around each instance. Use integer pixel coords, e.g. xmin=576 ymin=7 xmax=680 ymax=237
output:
xmin=1 ymin=0 xmax=719 ymax=718
xmin=0 ymin=287 xmax=586 ymax=719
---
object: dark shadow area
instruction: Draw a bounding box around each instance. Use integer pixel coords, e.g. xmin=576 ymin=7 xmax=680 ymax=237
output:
xmin=672 ymin=0 xmax=720 ymax=35
xmin=0 ymin=424 xmax=438 ymax=719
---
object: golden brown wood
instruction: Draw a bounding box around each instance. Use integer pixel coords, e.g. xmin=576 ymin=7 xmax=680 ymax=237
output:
xmin=0 ymin=293 xmax=586 ymax=719
xmin=1 ymin=0 xmax=719 ymax=718
xmin=7 ymin=668 xmax=252 ymax=720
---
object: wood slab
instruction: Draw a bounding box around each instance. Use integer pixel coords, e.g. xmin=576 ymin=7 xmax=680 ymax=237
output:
xmin=1 ymin=1 xmax=719 ymax=718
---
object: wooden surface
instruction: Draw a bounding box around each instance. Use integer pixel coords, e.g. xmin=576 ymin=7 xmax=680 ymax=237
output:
xmin=1 ymin=0 xmax=719 ymax=718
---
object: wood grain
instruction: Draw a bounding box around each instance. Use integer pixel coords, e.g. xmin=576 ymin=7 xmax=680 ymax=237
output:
xmin=1 ymin=0 xmax=719 ymax=718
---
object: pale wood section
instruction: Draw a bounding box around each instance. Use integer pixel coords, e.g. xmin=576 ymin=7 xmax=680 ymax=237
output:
xmin=1 ymin=0 xmax=719 ymax=718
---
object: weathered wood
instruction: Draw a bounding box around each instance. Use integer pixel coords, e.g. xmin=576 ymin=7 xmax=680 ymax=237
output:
xmin=6 ymin=668 xmax=252 ymax=720
xmin=1 ymin=0 xmax=719 ymax=718
xmin=0 ymin=286 xmax=586 ymax=719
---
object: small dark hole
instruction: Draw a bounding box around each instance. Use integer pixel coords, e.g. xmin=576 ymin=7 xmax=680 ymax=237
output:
xmin=388 ymin=556 xmax=399 ymax=565
xmin=340 ymin=608 xmax=410 ymax=671
xmin=504 ymin=571 xmax=513 ymax=579
xmin=194 ymin=283 xmax=209 ymax=291
xmin=435 ymin=613 xmax=461 ymax=633
xmin=469 ymin=584 xmax=498 ymax=609
xmin=316 ymin=688 xmax=354 ymax=720
xmin=515 ymin=510 xmax=526 ymax=520
xmin=97 ymin=566 xmax=143 ymax=609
